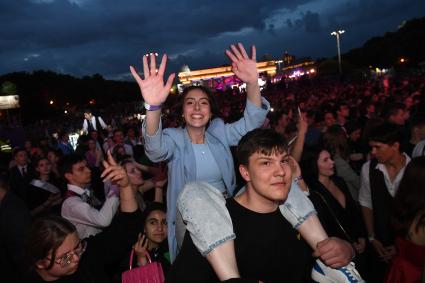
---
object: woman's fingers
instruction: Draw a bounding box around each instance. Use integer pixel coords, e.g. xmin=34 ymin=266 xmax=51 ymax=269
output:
xmin=142 ymin=55 xmax=150 ymax=79
xmin=238 ymin=43 xmax=249 ymax=58
xmin=149 ymin=53 xmax=157 ymax=75
xmin=225 ymin=49 xmax=238 ymax=62
xmin=129 ymin=66 xmax=143 ymax=85
xmin=157 ymin=54 xmax=167 ymax=77
xmin=230 ymin=44 xmax=243 ymax=60
xmin=251 ymin=45 xmax=256 ymax=61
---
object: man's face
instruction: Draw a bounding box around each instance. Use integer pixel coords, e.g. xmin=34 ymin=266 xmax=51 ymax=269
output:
xmin=369 ymin=141 xmax=399 ymax=164
xmin=65 ymin=160 xmax=91 ymax=187
xmin=113 ymin=131 xmax=124 ymax=144
xmin=15 ymin=151 xmax=28 ymax=166
xmin=338 ymin=105 xmax=350 ymax=118
xmin=239 ymin=150 xmax=292 ymax=204
xmin=84 ymin=113 xmax=91 ymax=120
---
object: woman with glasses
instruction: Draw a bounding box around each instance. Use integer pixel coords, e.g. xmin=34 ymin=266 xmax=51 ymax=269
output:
xmin=24 ymin=153 xmax=141 ymax=283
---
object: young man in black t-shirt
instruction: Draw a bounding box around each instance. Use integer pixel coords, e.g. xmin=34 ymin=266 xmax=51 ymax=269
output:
xmin=168 ymin=128 xmax=356 ymax=282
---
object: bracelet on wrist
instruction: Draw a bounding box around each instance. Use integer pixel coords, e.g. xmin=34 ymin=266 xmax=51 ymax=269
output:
xmin=144 ymin=102 xmax=162 ymax=111
xmin=368 ymin=234 xmax=375 ymax=242
xmin=293 ymin=176 xmax=303 ymax=183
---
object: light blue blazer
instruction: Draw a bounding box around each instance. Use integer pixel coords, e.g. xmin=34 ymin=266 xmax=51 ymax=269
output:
xmin=142 ymin=97 xmax=270 ymax=260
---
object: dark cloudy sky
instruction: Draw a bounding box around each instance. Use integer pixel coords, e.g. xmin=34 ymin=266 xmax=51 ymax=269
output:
xmin=1 ymin=0 xmax=424 ymax=81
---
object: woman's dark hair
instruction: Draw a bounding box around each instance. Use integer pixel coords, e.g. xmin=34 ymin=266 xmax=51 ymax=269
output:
xmin=27 ymin=216 xmax=76 ymax=270
xmin=393 ymin=156 xmax=425 ymax=235
xmin=33 ymin=157 xmax=50 ymax=179
xmin=141 ymin=202 xmax=167 ymax=230
xmin=322 ymin=125 xmax=349 ymax=160
xmin=300 ymin=146 xmax=332 ymax=185
xmin=176 ymin=85 xmax=220 ymax=127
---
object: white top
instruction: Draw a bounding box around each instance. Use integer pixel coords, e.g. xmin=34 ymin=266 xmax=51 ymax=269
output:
xmin=82 ymin=116 xmax=107 ymax=132
xmin=412 ymin=140 xmax=425 ymax=157
xmin=358 ymin=153 xmax=410 ymax=209
xmin=61 ymin=184 xmax=119 ymax=239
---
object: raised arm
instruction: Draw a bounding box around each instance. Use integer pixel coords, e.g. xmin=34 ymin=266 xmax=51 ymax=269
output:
xmin=130 ymin=54 xmax=175 ymax=136
xmin=225 ymin=43 xmax=261 ymax=107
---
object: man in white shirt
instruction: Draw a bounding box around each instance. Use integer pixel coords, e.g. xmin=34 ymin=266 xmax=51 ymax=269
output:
xmin=358 ymin=123 xmax=410 ymax=281
xmin=82 ymin=109 xmax=107 ymax=134
xmin=60 ymin=154 xmax=119 ymax=239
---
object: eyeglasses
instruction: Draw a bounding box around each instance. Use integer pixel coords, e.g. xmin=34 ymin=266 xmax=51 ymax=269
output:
xmin=48 ymin=240 xmax=87 ymax=267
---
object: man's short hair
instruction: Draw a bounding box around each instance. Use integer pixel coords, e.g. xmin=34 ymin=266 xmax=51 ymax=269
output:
xmin=237 ymin=128 xmax=287 ymax=166
xmin=368 ymin=123 xmax=404 ymax=147
xmin=411 ymin=114 xmax=425 ymax=128
xmin=83 ymin=109 xmax=92 ymax=115
xmin=12 ymin=147 xmax=26 ymax=158
xmin=58 ymin=154 xmax=86 ymax=178
xmin=382 ymin=102 xmax=405 ymax=120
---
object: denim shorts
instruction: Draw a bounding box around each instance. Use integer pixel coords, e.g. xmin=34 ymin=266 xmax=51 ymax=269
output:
xmin=177 ymin=181 xmax=316 ymax=256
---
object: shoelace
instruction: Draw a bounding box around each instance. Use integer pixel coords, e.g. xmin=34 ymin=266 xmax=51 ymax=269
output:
xmin=343 ymin=263 xmax=362 ymax=280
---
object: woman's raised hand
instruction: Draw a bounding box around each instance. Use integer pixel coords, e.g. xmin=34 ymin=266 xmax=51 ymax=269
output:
xmin=225 ymin=43 xmax=258 ymax=84
xmin=130 ymin=53 xmax=175 ymax=106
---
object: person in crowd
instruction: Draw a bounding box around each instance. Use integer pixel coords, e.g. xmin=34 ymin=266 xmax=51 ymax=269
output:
xmin=88 ymin=130 xmax=103 ymax=151
xmin=47 ymin=149 xmax=62 ymax=178
xmin=124 ymin=127 xmax=139 ymax=148
xmin=322 ymin=108 xmax=337 ymax=133
xmin=404 ymin=114 xmax=425 ymax=157
xmin=121 ymin=159 xmax=166 ymax=211
xmin=112 ymin=129 xmax=134 ymax=157
xmin=82 ymin=109 xmax=107 ymax=134
xmin=85 ymin=138 xmax=104 ymax=169
xmin=336 ymin=103 xmax=350 ymax=129
xmin=386 ymin=156 xmax=425 ymax=283
xmin=383 ymin=102 xmax=408 ymax=126
xmin=57 ymin=132 xmax=74 ymax=156
xmin=302 ymin=147 xmax=368 ymax=279
xmin=8 ymin=147 xmax=35 ymax=202
xmin=169 ymin=128 xmax=361 ymax=283
xmin=59 ymin=153 xmax=120 ymax=239
xmin=23 ymin=154 xmax=141 ymax=283
xmin=131 ymin=44 xmax=362 ymax=282
xmin=27 ymin=157 xmax=63 ymax=217
xmin=0 ymin=171 xmax=31 ymax=283
xmin=322 ymin=125 xmax=361 ymax=201
xmin=131 ymin=202 xmax=170 ymax=274
xmin=359 ymin=122 xmax=411 ymax=281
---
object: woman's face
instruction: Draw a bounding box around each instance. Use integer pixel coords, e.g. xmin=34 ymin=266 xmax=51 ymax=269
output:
xmin=317 ymin=150 xmax=335 ymax=178
xmin=37 ymin=159 xmax=52 ymax=176
xmin=47 ymin=151 xmax=58 ymax=164
xmin=88 ymin=140 xmax=96 ymax=150
xmin=144 ymin=210 xmax=167 ymax=246
xmin=182 ymin=89 xmax=212 ymax=130
xmin=37 ymin=232 xmax=82 ymax=280
xmin=124 ymin=162 xmax=144 ymax=186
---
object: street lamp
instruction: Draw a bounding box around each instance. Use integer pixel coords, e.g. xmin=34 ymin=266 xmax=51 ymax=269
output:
xmin=331 ymin=30 xmax=345 ymax=74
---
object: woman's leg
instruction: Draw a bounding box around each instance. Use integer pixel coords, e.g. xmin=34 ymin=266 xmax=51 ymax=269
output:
xmin=279 ymin=181 xmax=328 ymax=249
xmin=178 ymin=181 xmax=240 ymax=281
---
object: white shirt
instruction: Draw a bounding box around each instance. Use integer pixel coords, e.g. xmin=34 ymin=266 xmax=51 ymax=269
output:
xmin=412 ymin=140 xmax=425 ymax=157
xmin=61 ymin=184 xmax=119 ymax=239
xmin=358 ymin=153 xmax=410 ymax=209
xmin=82 ymin=116 xmax=107 ymax=133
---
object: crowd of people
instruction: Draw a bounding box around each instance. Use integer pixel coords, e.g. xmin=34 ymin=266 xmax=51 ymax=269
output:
xmin=0 ymin=42 xmax=425 ymax=283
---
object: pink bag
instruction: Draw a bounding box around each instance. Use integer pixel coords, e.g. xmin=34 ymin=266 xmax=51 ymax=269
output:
xmin=122 ymin=250 xmax=165 ymax=283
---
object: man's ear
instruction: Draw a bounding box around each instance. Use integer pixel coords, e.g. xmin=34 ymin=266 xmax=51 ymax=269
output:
xmin=64 ymin=172 xmax=73 ymax=183
xmin=239 ymin=165 xmax=251 ymax=182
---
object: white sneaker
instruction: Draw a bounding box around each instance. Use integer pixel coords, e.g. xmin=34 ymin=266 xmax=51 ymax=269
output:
xmin=311 ymin=259 xmax=365 ymax=283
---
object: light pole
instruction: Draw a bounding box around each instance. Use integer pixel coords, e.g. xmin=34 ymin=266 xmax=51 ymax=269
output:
xmin=331 ymin=30 xmax=345 ymax=74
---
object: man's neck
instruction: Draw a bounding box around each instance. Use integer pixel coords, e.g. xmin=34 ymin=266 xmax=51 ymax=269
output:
xmin=384 ymin=152 xmax=406 ymax=172
xmin=234 ymin=186 xmax=279 ymax=213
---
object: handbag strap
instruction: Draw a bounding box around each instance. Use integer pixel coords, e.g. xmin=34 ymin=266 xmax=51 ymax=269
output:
xmin=311 ymin=190 xmax=355 ymax=243
xmin=129 ymin=249 xmax=152 ymax=270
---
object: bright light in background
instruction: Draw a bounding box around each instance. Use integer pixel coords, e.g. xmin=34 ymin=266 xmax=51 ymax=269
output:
xmin=49 ymin=100 xmax=54 ymax=105
xmin=400 ymin=58 xmax=405 ymax=63
xmin=64 ymin=110 xmax=68 ymax=114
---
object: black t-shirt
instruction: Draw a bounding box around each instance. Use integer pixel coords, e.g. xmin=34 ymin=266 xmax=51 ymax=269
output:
xmin=167 ymin=198 xmax=313 ymax=283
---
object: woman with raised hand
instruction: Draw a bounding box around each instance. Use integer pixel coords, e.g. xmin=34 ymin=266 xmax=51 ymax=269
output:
xmin=130 ymin=43 xmax=268 ymax=264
